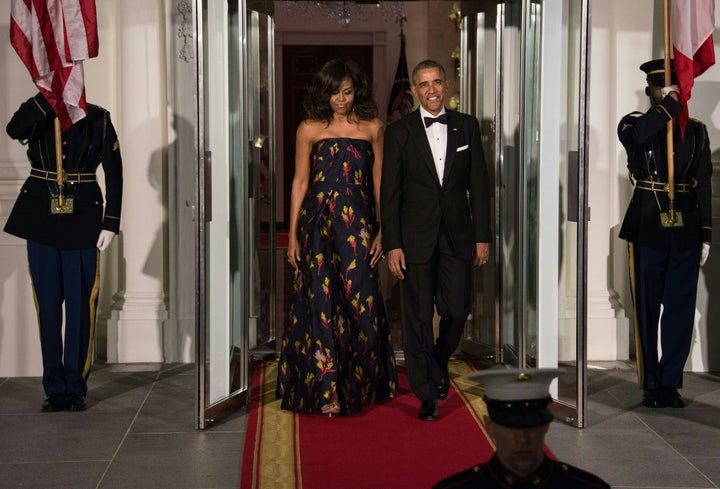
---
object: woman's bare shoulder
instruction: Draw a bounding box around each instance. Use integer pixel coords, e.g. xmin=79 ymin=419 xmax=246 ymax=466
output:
xmin=362 ymin=118 xmax=384 ymax=142
xmin=366 ymin=117 xmax=384 ymax=132
xmin=297 ymin=119 xmax=328 ymax=140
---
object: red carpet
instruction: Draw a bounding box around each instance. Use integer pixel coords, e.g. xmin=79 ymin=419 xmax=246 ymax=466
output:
xmin=240 ymin=360 xmax=496 ymax=489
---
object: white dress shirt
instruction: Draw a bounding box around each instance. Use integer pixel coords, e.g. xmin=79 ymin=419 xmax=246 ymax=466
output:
xmin=419 ymin=106 xmax=447 ymax=185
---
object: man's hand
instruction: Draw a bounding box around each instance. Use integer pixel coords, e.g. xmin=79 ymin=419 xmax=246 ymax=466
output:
xmin=387 ymin=248 xmax=406 ymax=280
xmin=700 ymin=243 xmax=710 ymax=266
xmin=662 ymin=85 xmax=679 ymax=101
xmin=474 ymin=242 xmax=490 ymax=267
xmin=96 ymin=230 xmax=115 ymax=251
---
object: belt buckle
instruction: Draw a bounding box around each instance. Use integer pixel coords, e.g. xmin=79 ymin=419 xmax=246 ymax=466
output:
xmin=50 ymin=196 xmax=75 ymax=214
xmin=659 ymin=210 xmax=684 ymax=228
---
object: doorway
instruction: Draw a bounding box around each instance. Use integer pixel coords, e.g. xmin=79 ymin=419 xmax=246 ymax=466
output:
xmin=195 ymin=0 xmax=591 ymax=428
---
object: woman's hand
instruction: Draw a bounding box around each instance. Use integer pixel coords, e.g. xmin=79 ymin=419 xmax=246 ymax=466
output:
xmin=369 ymin=233 xmax=384 ymax=268
xmin=287 ymin=236 xmax=301 ymax=270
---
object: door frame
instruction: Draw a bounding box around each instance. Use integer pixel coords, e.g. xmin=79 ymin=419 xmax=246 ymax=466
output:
xmin=458 ymin=0 xmax=591 ymax=427
xmin=195 ymin=0 xmax=276 ymax=430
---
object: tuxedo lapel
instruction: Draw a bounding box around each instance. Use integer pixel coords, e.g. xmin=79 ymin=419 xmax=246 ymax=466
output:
xmin=407 ymin=110 xmax=442 ymax=187
xmin=443 ymin=110 xmax=460 ymax=184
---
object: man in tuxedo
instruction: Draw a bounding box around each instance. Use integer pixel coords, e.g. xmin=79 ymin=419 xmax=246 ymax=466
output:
xmin=381 ymin=59 xmax=491 ymax=420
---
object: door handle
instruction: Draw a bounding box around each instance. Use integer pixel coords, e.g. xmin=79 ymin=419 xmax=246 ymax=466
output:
xmin=253 ymin=135 xmax=266 ymax=149
xmin=205 ymin=150 xmax=212 ymax=222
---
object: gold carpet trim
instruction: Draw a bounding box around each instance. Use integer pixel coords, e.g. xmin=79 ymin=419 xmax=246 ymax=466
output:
xmin=450 ymin=360 xmax=495 ymax=451
xmin=252 ymin=362 xmax=299 ymax=489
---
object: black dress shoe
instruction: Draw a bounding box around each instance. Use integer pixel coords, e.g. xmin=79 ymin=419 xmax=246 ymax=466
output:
xmin=418 ymin=399 xmax=438 ymax=421
xmin=642 ymin=388 xmax=666 ymax=408
xmin=41 ymin=394 xmax=66 ymax=412
xmin=661 ymin=387 xmax=685 ymax=408
xmin=436 ymin=376 xmax=450 ymax=400
xmin=65 ymin=394 xmax=87 ymax=412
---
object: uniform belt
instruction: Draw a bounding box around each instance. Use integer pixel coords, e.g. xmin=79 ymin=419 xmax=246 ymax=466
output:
xmin=30 ymin=168 xmax=96 ymax=183
xmin=634 ymin=179 xmax=693 ymax=193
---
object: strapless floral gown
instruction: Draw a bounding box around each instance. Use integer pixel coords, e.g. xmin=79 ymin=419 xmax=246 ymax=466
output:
xmin=276 ymin=138 xmax=397 ymax=415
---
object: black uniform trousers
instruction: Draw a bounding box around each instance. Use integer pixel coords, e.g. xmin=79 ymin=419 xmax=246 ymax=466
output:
xmin=629 ymin=243 xmax=700 ymax=390
xmin=27 ymin=240 xmax=100 ymax=398
xmin=400 ymin=225 xmax=472 ymax=402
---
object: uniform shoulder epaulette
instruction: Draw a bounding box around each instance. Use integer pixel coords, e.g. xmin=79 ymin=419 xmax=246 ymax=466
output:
xmin=87 ymin=103 xmax=109 ymax=115
xmin=618 ymin=111 xmax=643 ymax=133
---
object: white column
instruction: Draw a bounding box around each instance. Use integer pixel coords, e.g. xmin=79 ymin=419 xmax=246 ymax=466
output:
xmin=162 ymin=0 xmax=197 ymax=363
xmin=586 ymin=0 xmax=632 ymax=361
xmin=107 ymin=0 xmax=168 ymax=363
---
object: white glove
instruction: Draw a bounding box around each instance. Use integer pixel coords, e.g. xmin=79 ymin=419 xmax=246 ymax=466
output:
xmin=96 ymin=230 xmax=116 ymax=251
xmin=662 ymin=85 xmax=680 ymax=97
xmin=700 ymin=243 xmax=710 ymax=266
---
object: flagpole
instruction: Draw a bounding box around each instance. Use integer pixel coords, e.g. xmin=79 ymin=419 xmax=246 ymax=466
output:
xmin=663 ymin=0 xmax=677 ymax=222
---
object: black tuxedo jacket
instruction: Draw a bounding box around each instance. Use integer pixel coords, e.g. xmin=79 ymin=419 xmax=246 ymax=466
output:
xmin=381 ymin=108 xmax=491 ymax=263
xmin=4 ymin=94 xmax=123 ymax=249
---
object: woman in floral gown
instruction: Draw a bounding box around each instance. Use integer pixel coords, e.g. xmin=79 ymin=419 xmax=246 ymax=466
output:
xmin=276 ymin=59 xmax=397 ymax=416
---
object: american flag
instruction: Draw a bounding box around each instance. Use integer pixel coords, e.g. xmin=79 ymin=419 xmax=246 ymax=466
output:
xmin=10 ymin=0 xmax=98 ymax=130
xmin=387 ymin=30 xmax=414 ymax=123
xmin=671 ymin=0 xmax=715 ymax=138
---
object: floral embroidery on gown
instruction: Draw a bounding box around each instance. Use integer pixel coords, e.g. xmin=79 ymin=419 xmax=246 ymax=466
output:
xmin=276 ymin=138 xmax=397 ymax=415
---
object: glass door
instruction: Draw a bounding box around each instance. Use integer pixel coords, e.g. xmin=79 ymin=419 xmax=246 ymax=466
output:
xmin=459 ymin=0 xmax=589 ymax=427
xmin=196 ymin=0 xmax=275 ymax=429
xmin=244 ymin=3 xmax=276 ymax=358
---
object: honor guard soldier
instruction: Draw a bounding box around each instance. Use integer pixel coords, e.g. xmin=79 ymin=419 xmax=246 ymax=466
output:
xmin=617 ymin=59 xmax=712 ymax=409
xmin=433 ymin=368 xmax=611 ymax=489
xmin=4 ymin=93 xmax=123 ymax=412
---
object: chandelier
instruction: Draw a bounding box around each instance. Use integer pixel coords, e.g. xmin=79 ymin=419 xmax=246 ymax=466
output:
xmin=284 ymin=1 xmax=404 ymax=28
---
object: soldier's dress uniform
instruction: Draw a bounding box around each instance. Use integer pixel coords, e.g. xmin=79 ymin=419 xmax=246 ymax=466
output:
xmin=4 ymin=93 xmax=123 ymax=411
xmin=617 ymin=60 xmax=712 ymax=407
xmin=434 ymin=369 xmax=611 ymax=489
xmin=433 ymin=453 xmax=611 ymax=489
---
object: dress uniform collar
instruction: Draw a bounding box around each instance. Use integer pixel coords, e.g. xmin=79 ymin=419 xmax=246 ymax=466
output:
xmin=488 ymin=454 xmax=554 ymax=488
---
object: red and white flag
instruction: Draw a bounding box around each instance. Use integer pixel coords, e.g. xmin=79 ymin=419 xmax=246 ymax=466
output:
xmin=10 ymin=0 xmax=98 ymax=130
xmin=671 ymin=0 xmax=715 ymax=137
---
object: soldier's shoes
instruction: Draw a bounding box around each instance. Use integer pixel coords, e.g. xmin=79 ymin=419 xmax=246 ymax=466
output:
xmin=661 ymin=387 xmax=685 ymax=408
xmin=65 ymin=394 xmax=88 ymax=412
xmin=642 ymin=389 xmax=666 ymax=408
xmin=41 ymin=394 xmax=66 ymax=412
xmin=642 ymin=387 xmax=685 ymax=408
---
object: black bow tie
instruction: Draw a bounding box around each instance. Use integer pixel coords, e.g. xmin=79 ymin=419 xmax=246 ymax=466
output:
xmin=424 ymin=113 xmax=447 ymax=127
